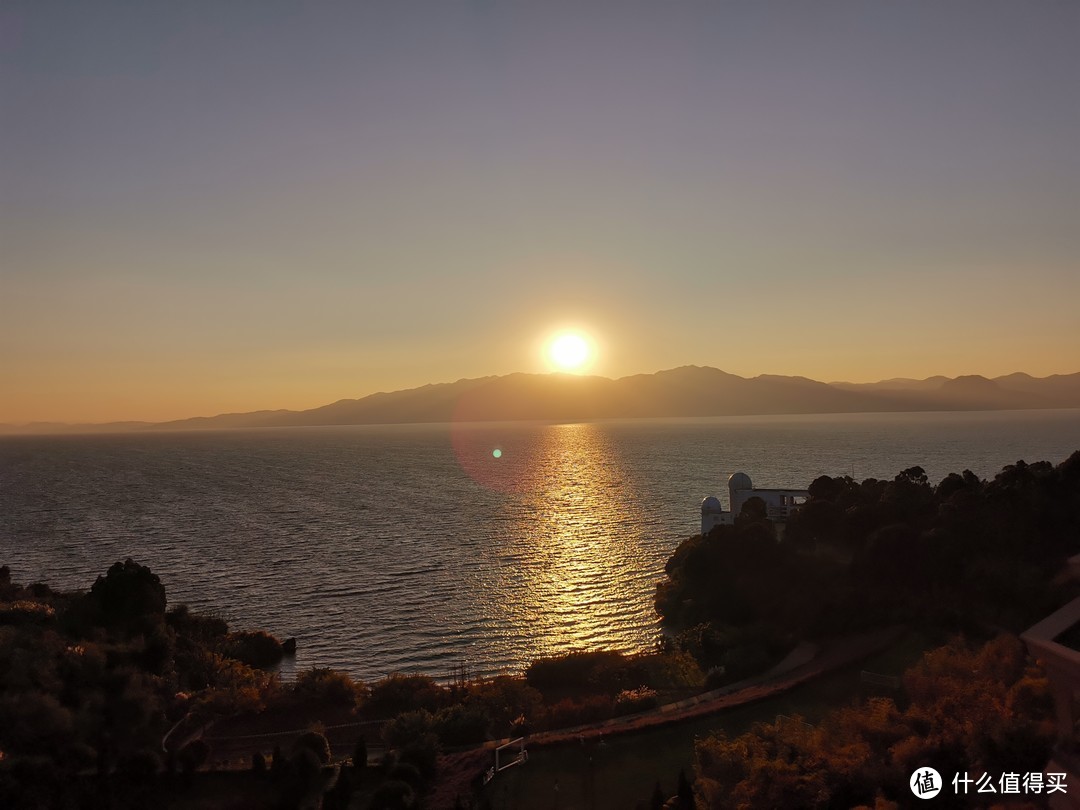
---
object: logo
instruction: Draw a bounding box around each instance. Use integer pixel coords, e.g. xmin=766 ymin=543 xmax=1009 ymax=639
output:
xmin=911 ymin=767 xmax=943 ymax=798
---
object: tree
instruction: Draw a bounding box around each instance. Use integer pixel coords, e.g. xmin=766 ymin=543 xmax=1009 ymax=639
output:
xmin=90 ymin=559 xmax=166 ymax=628
xmin=650 ymin=779 xmax=665 ymax=809
xmin=677 ymin=768 xmax=694 ymax=808
xmin=177 ymin=739 xmax=208 ymax=774
xmin=352 ymin=735 xmax=367 ymax=772
xmin=293 ymin=730 xmax=331 ymax=765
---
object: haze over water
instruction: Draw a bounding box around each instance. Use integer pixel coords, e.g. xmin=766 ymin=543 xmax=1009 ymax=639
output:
xmin=2 ymin=410 xmax=1079 ymax=682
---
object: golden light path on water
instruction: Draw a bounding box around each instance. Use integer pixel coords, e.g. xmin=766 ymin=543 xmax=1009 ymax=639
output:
xmin=5 ymin=412 xmax=1080 ymax=681
xmin=491 ymin=423 xmax=653 ymax=661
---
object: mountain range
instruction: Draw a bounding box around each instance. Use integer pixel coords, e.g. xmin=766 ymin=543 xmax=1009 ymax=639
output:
xmin=5 ymin=367 xmax=1080 ymax=434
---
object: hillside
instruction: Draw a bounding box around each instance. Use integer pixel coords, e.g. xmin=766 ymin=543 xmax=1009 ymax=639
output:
xmin=5 ymin=367 xmax=1080 ymax=434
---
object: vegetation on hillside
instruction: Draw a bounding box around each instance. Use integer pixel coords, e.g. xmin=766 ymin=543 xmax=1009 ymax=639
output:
xmin=657 ymin=453 xmax=1080 ymax=682
xmin=695 ymin=635 xmax=1053 ymax=809
xmin=3 ymin=452 xmax=1078 ymax=807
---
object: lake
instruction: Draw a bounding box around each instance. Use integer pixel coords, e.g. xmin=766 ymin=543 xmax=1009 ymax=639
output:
xmin=2 ymin=410 xmax=1079 ymax=682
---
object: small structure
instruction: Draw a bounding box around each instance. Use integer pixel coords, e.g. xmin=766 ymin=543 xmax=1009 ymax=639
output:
xmin=701 ymin=472 xmax=809 ymax=535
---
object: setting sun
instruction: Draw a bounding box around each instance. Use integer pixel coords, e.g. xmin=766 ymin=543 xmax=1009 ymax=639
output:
xmin=548 ymin=332 xmax=592 ymax=372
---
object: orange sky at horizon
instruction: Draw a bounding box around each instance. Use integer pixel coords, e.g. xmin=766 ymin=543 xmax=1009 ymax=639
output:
xmin=6 ymin=343 xmax=1080 ymax=425
xmin=4 ymin=3 xmax=1079 ymax=424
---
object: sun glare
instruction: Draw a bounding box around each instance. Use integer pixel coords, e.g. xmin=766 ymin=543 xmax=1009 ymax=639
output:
xmin=548 ymin=332 xmax=591 ymax=372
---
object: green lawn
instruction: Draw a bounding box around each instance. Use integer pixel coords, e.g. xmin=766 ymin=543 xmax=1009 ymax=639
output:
xmin=483 ymin=633 xmax=928 ymax=810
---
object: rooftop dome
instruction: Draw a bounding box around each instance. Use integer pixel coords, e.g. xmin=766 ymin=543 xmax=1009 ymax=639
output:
xmin=728 ymin=472 xmax=753 ymax=492
xmin=701 ymin=495 xmax=723 ymax=513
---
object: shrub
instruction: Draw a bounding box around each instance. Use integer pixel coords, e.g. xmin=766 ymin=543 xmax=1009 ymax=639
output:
xmin=293 ymin=667 xmax=367 ymax=707
xmin=463 ymin=676 xmax=543 ymax=734
xmin=166 ymin=604 xmax=228 ymax=640
xmin=614 ymin=686 xmax=659 ymax=715
xmin=89 ymin=560 xmax=166 ymax=628
xmin=177 ymin=739 xmax=209 ymax=774
xmin=119 ymin=749 xmax=160 ymax=780
xmin=369 ymin=779 xmax=416 ymax=810
xmin=382 ymin=711 xmax=435 ymax=749
xmin=432 ymin=704 xmax=491 ymax=746
xmin=541 ymin=695 xmax=615 ymax=729
xmin=525 ymin=650 xmax=631 ymax=695
xmin=352 ymin=736 xmax=367 ymax=771
xmin=223 ymin=631 xmax=283 ymax=668
xmin=382 ymin=711 xmax=440 ymax=780
xmin=288 ymin=746 xmax=325 ymax=795
xmin=292 ymin=730 xmax=331 ymax=765
xmin=368 ymin=674 xmax=446 ymax=716
xmin=387 ymin=761 xmax=423 ymax=788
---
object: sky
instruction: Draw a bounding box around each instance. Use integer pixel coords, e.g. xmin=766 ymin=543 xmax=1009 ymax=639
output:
xmin=2 ymin=1 xmax=1079 ymax=423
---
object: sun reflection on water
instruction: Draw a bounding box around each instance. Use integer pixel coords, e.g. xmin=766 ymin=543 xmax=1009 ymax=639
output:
xmin=483 ymin=423 xmax=659 ymax=665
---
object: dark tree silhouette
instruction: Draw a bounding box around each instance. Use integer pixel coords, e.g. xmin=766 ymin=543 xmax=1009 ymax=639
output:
xmin=90 ymin=559 xmax=166 ymax=627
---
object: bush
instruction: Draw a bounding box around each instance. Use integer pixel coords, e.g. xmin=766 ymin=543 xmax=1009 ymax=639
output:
xmin=292 ymin=730 xmax=331 ymax=765
xmin=89 ymin=560 xmax=166 ymax=628
xmin=119 ymin=749 xmax=160 ymax=780
xmin=293 ymin=667 xmax=366 ymax=707
xmin=383 ymin=711 xmax=435 ymax=749
xmin=223 ymin=631 xmax=283 ymax=668
xmin=387 ymin=761 xmax=423 ymax=788
xmin=368 ymin=674 xmax=446 ymax=716
xmin=352 ymin=736 xmax=368 ymax=771
xmin=382 ymin=711 xmax=440 ymax=779
xmin=525 ymin=650 xmax=631 ymax=695
xmin=463 ymin=676 xmax=543 ymax=735
xmin=287 ymin=747 xmax=325 ymax=796
xmin=432 ymin=704 xmax=490 ymax=746
xmin=0 ymin=692 xmax=75 ymax=756
xmin=369 ymin=779 xmax=416 ymax=810
xmin=177 ymin=739 xmax=209 ymax=773
xmin=541 ymin=695 xmax=615 ymax=729
xmin=167 ymin=604 xmax=228 ymax=640
xmin=614 ymin=686 xmax=659 ymax=715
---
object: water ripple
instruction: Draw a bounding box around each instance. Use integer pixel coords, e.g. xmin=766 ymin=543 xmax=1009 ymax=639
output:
xmin=2 ymin=413 xmax=1079 ymax=680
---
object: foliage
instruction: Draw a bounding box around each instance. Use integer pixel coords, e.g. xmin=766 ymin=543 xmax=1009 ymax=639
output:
xmin=352 ymin=735 xmax=368 ymax=771
xmin=614 ymin=686 xmax=659 ymax=714
xmin=166 ymin=603 xmax=228 ymax=641
xmin=369 ymin=778 xmax=417 ymax=810
xmin=292 ymin=729 xmax=331 ymax=765
xmin=382 ymin=710 xmax=437 ymax=750
xmin=177 ymin=739 xmax=209 ymax=773
xmin=381 ymin=711 xmax=440 ymax=779
xmin=223 ymin=630 xmax=284 ymax=668
xmin=431 ymin=703 xmax=491 ymax=746
xmin=368 ymin=674 xmax=447 ymax=717
xmin=525 ymin=650 xmax=646 ymax=696
xmin=694 ymin=635 xmax=1053 ymax=809
xmin=540 ymin=694 xmax=615 ymax=729
xmin=292 ymin=666 xmax=367 ymax=707
xmin=660 ymin=452 xmax=1080 ymax=671
xmin=462 ymin=675 xmax=543 ymax=735
xmin=89 ymin=559 xmax=167 ymax=629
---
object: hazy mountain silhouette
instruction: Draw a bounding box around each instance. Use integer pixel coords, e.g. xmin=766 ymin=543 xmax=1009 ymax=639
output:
xmin=4 ymin=367 xmax=1079 ymax=434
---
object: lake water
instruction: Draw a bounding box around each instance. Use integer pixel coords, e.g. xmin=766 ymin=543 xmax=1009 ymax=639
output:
xmin=2 ymin=410 xmax=1079 ymax=682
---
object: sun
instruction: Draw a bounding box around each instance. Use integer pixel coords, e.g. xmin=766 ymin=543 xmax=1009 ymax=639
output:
xmin=547 ymin=332 xmax=592 ymax=372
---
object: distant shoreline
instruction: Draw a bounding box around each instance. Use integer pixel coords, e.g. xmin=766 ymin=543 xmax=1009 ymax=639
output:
xmin=4 ymin=404 xmax=1080 ymax=438
xmin=5 ymin=365 xmax=1080 ymax=434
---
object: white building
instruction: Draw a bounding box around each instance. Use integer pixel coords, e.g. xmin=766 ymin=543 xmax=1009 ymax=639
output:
xmin=700 ymin=472 xmax=809 ymax=535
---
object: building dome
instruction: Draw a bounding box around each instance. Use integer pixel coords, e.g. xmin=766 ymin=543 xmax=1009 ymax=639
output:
xmin=701 ymin=495 xmax=723 ymax=513
xmin=728 ymin=472 xmax=753 ymax=492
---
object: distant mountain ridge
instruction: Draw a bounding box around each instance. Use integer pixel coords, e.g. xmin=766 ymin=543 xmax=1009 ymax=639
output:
xmin=4 ymin=367 xmax=1080 ymax=434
